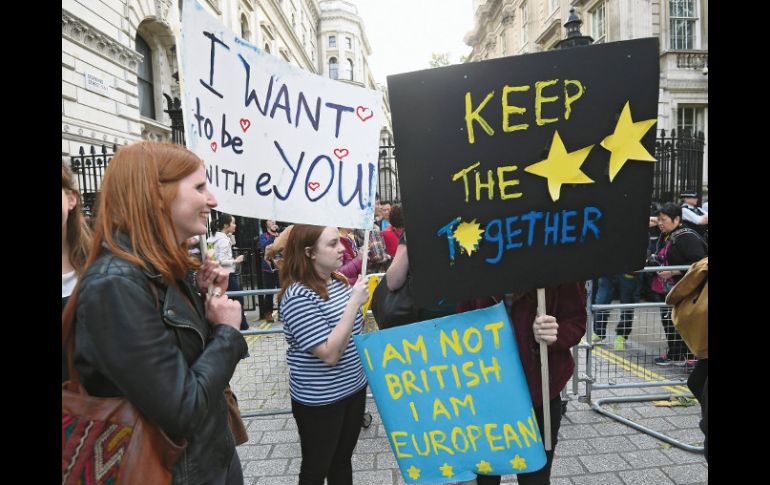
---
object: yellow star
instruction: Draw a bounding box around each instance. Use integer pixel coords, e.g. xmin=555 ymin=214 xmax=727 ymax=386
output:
xmin=476 ymin=460 xmax=493 ymax=473
xmin=511 ymin=454 xmax=528 ymax=471
xmin=524 ymin=130 xmax=595 ymax=202
xmin=407 ymin=465 xmax=421 ymax=480
xmin=439 ymin=463 xmax=454 ymax=478
xmin=600 ymin=100 xmax=657 ymax=182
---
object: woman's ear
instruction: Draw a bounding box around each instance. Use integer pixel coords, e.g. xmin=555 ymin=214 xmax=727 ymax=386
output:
xmin=66 ymin=191 xmax=77 ymax=211
xmin=304 ymin=246 xmax=313 ymax=259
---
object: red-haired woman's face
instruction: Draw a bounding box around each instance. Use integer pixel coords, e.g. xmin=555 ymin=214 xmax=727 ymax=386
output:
xmin=170 ymin=165 xmax=217 ymax=241
xmin=309 ymin=226 xmax=345 ymax=276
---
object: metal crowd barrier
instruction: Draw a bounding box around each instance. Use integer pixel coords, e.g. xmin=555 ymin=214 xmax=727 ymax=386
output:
xmin=228 ymin=268 xmax=705 ymax=454
xmin=227 ymin=274 xmax=385 ymax=418
xmin=578 ymin=265 xmax=704 ymax=453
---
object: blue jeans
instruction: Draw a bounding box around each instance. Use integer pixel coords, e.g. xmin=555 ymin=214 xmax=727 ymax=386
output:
xmin=594 ymin=274 xmax=639 ymax=339
xmin=227 ymin=273 xmax=248 ymax=330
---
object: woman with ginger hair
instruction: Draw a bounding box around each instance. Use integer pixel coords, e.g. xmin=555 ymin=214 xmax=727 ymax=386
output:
xmin=62 ymin=141 xmax=248 ymax=484
xmin=278 ymin=224 xmax=370 ymax=485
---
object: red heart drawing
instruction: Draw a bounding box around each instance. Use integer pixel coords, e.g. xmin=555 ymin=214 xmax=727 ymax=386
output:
xmin=356 ymin=106 xmax=373 ymax=122
xmin=210 ymin=142 xmax=218 ymax=152
xmin=240 ymin=118 xmax=251 ymax=132
xmin=308 ymin=182 xmax=321 ymax=191
xmin=333 ymin=148 xmax=349 ymax=159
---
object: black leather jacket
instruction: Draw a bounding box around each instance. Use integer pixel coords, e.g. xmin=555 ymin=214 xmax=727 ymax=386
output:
xmin=73 ymin=238 xmax=248 ymax=484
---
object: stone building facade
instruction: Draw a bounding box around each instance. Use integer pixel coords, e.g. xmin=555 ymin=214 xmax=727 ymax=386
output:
xmin=62 ymin=0 xmax=392 ymax=160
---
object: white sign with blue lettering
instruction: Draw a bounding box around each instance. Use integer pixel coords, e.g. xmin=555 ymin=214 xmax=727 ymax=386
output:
xmin=180 ymin=0 xmax=381 ymax=228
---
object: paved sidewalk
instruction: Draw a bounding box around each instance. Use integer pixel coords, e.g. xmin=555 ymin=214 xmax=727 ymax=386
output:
xmin=236 ymin=390 xmax=706 ymax=485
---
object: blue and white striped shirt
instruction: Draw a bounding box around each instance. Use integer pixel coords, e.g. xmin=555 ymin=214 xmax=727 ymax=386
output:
xmin=280 ymin=279 xmax=367 ymax=405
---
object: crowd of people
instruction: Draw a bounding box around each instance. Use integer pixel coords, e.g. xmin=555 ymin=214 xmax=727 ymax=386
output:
xmin=62 ymin=140 xmax=707 ymax=484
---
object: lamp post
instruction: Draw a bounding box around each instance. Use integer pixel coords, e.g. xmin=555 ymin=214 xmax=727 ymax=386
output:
xmin=555 ymin=8 xmax=593 ymax=49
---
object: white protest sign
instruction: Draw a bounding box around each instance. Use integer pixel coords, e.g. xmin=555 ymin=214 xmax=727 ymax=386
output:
xmin=180 ymin=0 xmax=382 ymax=228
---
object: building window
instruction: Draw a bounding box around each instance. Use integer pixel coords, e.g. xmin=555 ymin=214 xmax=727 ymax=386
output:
xmin=241 ymin=14 xmax=251 ymax=41
xmin=670 ymin=0 xmax=697 ymax=50
xmin=264 ymin=43 xmax=271 ymax=54
xmin=677 ymin=106 xmax=704 ymax=136
xmin=550 ymin=0 xmax=558 ymax=14
xmin=291 ymin=13 xmax=296 ymax=28
xmin=500 ymin=31 xmax=507 ymax=56
xmin=591 ymin=2 xmax=606 ymax=44
xmin=329 ymin=35 xmax=336 ymax=47
xmin=520 ymin=4 xmax=528 ymax=45
xmin=135 ymin=34 xmax=155 ymax=119
xmin=346 ymin=59 xmax=354 ymax=81
xmin=329 ymin=57 xmax=338 ymax=79
xmin=346 ymin=37 xmax=352 ymax=49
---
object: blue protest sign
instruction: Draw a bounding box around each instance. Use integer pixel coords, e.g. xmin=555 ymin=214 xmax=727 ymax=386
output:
xmin=353 ymin=303 xmax=546 ymax=484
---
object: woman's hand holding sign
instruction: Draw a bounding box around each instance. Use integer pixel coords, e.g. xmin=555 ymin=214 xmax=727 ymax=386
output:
xmin=533 ymin=315 xmax=559 ymax=345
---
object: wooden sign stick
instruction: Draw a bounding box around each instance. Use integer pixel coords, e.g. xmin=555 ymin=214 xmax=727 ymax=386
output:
xmin=360 ymin=230 xmax=371 ymax=276
xmin=537 ymin=287 xmax=552 ymax=451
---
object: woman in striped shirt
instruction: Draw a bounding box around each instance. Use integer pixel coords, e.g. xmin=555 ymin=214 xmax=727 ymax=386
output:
xmin=278 ymin=224 xmax=370 ymax=485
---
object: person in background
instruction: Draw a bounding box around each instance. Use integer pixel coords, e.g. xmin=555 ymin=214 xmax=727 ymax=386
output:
xmin=381 ymin=204 xmax=405 ymax=258
xmin=259 ymin=219 xmax=280 ymax=322
xmin=679 ymin=190 xmax=708 ymax=242
xmin=278 ymin=224 xmax=369 ymax=485
xmin=337 ymin=227 xmax=363 ymax=285
xmin=62 ymin=162 xmax=92 ymax=382
xmin=592 ymin=273 xmax=639 ymax=350
xmin=63 ymin=141 xmax=248 ymax=484
xmin=380 ymin=200 xmax=392 ymax=230
xmin=651 ymin=203 xmax=707 ymax=366
xmin=208 ymin=213 xmax=249 ymax=330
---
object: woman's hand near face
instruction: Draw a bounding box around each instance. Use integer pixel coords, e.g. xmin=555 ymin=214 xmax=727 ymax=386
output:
xmin=196 ymin=250 xmax=229 ymax=294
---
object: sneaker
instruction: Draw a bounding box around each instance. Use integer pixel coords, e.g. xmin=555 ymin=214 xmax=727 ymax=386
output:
xmin=654 ymin=355 xmax=672 ymax=366
xmin=614 ymin=335 xmax=626 ymax=350
xmin=591 ymin=335 xmax=604 ymax=345
xmin=674 ymin=358 xmax=696 ymax=368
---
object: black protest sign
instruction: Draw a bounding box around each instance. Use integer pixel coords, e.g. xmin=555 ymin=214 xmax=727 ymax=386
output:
xmin=387 ymin=38 xmax=659 ymax=306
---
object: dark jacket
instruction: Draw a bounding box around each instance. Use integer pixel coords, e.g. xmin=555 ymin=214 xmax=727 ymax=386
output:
xmin=73 ymin=236 xmax=248 ymax=484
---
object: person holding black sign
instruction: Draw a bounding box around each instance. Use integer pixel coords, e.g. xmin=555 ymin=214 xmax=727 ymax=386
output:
xmin=459 ymin=285 xmax=587 ymax=485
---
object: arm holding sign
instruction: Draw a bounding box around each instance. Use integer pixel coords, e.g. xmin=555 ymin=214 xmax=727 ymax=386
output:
xmin=310 ymin=278 xmax=369 ymax=366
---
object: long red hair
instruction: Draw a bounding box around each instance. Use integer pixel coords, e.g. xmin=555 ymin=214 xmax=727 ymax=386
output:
xmin=85 ymin=141 xmax=204 ymax=284
xmin=278 ymin=224 xmax=347 ymax=302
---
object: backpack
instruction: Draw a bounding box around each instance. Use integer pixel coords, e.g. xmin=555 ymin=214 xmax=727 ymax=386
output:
xmin=665 ymin=257 xmax=708 ymax=358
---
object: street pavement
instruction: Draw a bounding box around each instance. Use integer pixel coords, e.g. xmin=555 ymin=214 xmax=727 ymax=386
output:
xmin=234 ymin=309 xmax=707 ymax=485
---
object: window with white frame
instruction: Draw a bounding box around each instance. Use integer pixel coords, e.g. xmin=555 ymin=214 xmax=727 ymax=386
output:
xmin=346 ymin=37 xmax=352 ymax=49
xmin=501 ymin=30 xmax=507 ymax=56
xmin=240 ymin=14 xmax=251 ymax=42
xmin=591 ymin=2 xmax=606 ymax=43
xmin=329 ymin=35 xmax=336 ymax=48
xmin=677 ymin=106 xmax=705 ymax=136
xmin=550 ymin=0 xmax=559 ymax=14
xmin=670 ymin=0 xmax=697 ymax=50
xmin=346 ymin=59 xmax=354 ymax=81
xmin=329 ymin=57 xmax=338 ymax=79
xmin=521 ymin=4 xmax=528 ymax=45
xmin=135 ymin=33 xmax=155 ymax=119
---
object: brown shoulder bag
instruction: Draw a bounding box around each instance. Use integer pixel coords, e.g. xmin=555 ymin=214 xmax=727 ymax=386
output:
xmin=62 ymin=286 xmax=187 ymax=484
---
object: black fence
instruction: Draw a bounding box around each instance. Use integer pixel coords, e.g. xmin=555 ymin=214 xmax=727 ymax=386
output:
xmin=652 ymin=128 xmax=706 ymax=203
xmin=69 ymin=144 xmax=118 ymax=215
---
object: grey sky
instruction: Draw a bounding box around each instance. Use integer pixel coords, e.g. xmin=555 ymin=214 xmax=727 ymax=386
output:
xmin=352 ymin=0 xmax=474 ymax=85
